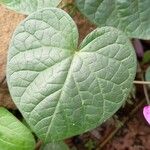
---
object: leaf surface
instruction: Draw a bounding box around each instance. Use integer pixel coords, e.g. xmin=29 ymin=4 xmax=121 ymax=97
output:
xmin=40 ymin=142 xmax=69 ymax=150
xmin=0 ymin=0 xmax=61 ymax=14
xmin=143 ymin=51 xmax=150 ymax=64
xmin=0 ymin=107 xmax=35 ymax=150
xmin=7 ymin=8 xmax=136 ymax=142
xmin=76 ymin=0 xmax=150 ymax=39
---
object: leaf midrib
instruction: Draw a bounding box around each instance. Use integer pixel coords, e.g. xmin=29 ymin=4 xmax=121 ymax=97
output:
xmin=44 ymin=55 xmax=75 ymax=142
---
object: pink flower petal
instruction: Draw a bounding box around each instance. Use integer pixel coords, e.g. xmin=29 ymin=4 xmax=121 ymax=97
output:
xmin=143 ymin=106 xmax=150 ymax=124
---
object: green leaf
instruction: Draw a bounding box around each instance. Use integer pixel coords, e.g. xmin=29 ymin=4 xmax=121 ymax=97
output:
xmin=7 ymin=8 xmax=136 ymax=142
xmin=0 ymin=107 xmax=35 ymax=150
xmin=76 ymin=0 xmax=150 ymax=39
xmin=145 ymin=67 xmax=150 ymax=82
xmin=40 ymin=142 xmax=69 ymax=150
xmin=143 ymin=51 xmax=150 ymax=64
xmin=0 ymin=0 xmax=61 ymax=15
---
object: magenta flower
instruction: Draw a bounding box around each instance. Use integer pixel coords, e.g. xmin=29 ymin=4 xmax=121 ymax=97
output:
xmin=143 ymin=106 xmax=150 ymax=124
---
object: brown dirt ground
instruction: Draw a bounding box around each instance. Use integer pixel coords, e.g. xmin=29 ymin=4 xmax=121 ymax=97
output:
xmin=0 ymin=5 xmax=25 ymax=108
xmin=0 ymin=5 xmax=25 ymax=81
xmin=105 ymin=113 xmax=150 ymax=150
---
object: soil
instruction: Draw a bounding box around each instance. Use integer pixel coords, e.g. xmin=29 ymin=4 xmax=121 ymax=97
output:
xmin=0 ymin=6 xmax=25 ymax=81
xmin=105 ymin=113 xmax=150 ymax=150
xmin=0 ymin=2 xmax=150 ymax=150
xmin=0 ymin=5 xmax=25 ymax=109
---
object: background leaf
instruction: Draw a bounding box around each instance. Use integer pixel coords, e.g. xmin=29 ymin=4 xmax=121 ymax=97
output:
xmin=40 ymin=141 xmax=69 ymax=150
xmin=7 ymin=8 xmax=136 ymax=143
xmin=145 ymin=66 xmax=150 ymax=88
xmin=0 ymin=107 xmax=35 ymax=150
xmin=76 ymin=0 xmax=150 ymax=39
xmin=143 ymin=51 xmax=150 ymax=64
xmin=0 ymin=0 xmax=62 ymax=15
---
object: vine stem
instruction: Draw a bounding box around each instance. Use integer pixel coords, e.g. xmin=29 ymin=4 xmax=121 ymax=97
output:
xmin=35 ymin=140 xmax=42 ymax=150
xmin=141 ymin=75 xmax=150 ymax=105
xmin=133 ymin=80 xmax=150 ymax=85
xmin=143 ymin=82 xmax=150 ymax=105
xmin=136 ymin=62 xmax=150 ymax=105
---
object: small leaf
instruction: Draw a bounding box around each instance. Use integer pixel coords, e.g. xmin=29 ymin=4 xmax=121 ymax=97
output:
xmin=0 ymin=0 xmax=61 ymax=15
xmin=76 ymin=0 xmax=150 ymax=39
xmin=145 ymin=66 xmax=150 ymax=88
xmin=143 ymin=106 xmax=150 ymax=124
xmin=143 ymin=51 xmax=150 ymax=64
xmin=7 ymin=8 xmax=136 ymax=142
xmin=0 ymin=107 xmax=35 ymax=150
xmin=40 ymin=142 xmax=69 ymax=150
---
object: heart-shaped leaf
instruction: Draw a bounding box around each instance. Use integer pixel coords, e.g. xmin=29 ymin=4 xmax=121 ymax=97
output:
xmin=7 ymin=8 xmax=136 ymax=142
xmin=0 ymin=0 xmax=61 ymax=15
xmin=0 ymin=107 xmax=35 ymax=150
xmin=76 ymin=0 xmax=150 ymax=39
